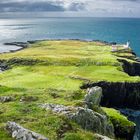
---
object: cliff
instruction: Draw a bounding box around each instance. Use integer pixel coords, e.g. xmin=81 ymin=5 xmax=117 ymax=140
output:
xmin=81 ymin=81 xmax=140 ymax=109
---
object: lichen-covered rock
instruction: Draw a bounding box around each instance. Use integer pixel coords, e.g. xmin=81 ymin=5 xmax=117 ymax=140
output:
xmin=6 ymin=121 xmax=48 ymax=140
xmin=85 ymin=86 xmax=102 ymax=108
xmin=40 ymin=104 xmax=114 ymax=137
xmin=71 ymin=108 xmax=114 ymax=137
xmin=40 ymin=103 xmax=77 ymax=118
xmin=0 ymin=96 xmax=13 ymax=103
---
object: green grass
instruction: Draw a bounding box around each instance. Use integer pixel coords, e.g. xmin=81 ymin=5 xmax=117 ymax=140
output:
xmin=0 ymin=40 xmax=139 ymax=139
xmin=103 ymin=107 xmax=135 ymax=127
xmin=102 ymin=107 xmax=135 ymax=138
xmin=0 ymin=40 xmax=119 ymax=66
xmin=62 ymin=131 xmax=95 ymax=140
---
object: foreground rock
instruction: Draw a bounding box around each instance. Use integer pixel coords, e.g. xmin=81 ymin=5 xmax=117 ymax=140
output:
xmin=6 ymin=121 xmax=48 ymax=140
xmin=40 ymin=103 xmax=114 ymax=137
xmin=71 ymin=107 xmax=114 ymax=137
xmin=85 ymin=86 xmax=102 ymax=108
xmin=0 ymin=96 xmax=13 ymax=103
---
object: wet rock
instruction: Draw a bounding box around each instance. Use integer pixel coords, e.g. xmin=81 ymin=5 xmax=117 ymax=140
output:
xmin=6 ymin=121 xmax=48 ymax=140
xmin=0 ymin=96 xmax=13 ymax=103
xmin=85 ymin=86 xmax=102 ymax=108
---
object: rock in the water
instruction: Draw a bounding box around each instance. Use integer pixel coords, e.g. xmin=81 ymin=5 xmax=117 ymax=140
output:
xmin=85 ymin=86 xmax=102 ymax=108
xmin=6 ymin=121 xmax=48 ymax=140
xmin=0 ymin=96 xmax=13 ymax=103
xmin=40 ymin=104 xmax=114 ymax=137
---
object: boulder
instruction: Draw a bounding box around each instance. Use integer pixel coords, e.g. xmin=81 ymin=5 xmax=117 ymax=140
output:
xmin=71 ymin=108 xmax=114 ymax=137
xmin=6 ymin=121 xmax=48 ymax=140
xmin=40 ymin=104 xmax=114 ymax=137
xmin=0 ymin=96 xmax=13 ymax=103
xmin=85 ymin=86 xmax=102 ymax=108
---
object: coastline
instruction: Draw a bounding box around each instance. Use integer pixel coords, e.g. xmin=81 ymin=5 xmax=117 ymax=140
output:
xmin=1 ymin=39 xmax=118 ymax=54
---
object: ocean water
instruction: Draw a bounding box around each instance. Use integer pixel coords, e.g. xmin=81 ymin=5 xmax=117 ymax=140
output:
xmin=0 ymin=17 xmax=140 ymax=56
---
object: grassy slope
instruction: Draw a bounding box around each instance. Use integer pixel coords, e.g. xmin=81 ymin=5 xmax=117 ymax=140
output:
xmin=0 ymin=40 xmax=138 ymax=139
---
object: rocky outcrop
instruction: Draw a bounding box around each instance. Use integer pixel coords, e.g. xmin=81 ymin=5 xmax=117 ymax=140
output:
xmin=4 ymin=42 xmax=28 ymax=48
xmin=40 ymin=103 xmax=114 ymax=137
xmin=40 ymin=103 xmax=76 ymax=117
xmin=71 ymin=108 xmax=114 ymax=137
xmin=6 ymin=121 xmax=48 ymax=140
xmin=0 ymin=96 xmax=13 ymax=103
xmin=81 ymin=81 xmax=140 ymax=109
xmin=118 ymin=59 xmax=140 ymax=76
xmin=85 ymin=86 xmax=102 ymax=108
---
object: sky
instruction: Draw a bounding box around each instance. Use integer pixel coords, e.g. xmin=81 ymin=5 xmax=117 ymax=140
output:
xmin=0 ymin=0 xmax=140 ymax=17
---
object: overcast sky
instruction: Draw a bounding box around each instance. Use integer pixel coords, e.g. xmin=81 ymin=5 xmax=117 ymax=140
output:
xmin=0 ymin=0 xmax=140 ymax=17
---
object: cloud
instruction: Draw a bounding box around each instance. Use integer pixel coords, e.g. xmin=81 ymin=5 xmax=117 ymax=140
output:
xmin=0 ymin=0 xmax=87 ymax=12
xmin=0 ymin=1 xmax=65 ymax=12
xmin=0 ymin=0 xmax=140 ymax=17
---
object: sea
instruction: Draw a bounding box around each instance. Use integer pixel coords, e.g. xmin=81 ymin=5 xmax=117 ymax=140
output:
xmin=0 ymin=17 xmax=140 ymax=56
xmin=0 ymin=17 xmax=140 ymax=140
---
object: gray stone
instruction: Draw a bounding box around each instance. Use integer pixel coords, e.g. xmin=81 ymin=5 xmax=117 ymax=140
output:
xmin=40 ymin=103 xmax=77 ymax=116
xmin=94 ymin=134 xmax=114 ymax=140
xmin=40 ymin=103 xmax=114 ymax=137
xmin=71 ymin=108 xmax=114 ymax=137
xmin=6 ymin=121 xmax=48 ymax=140
xmin=85 ymin=86 xmax=102 ymax=108
xmin=40 ymin=103 xmax=74 ymax=118
xmin=0 ymin=96 xmax=13 ymax=103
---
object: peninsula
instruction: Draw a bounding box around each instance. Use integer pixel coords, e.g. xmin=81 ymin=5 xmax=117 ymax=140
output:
xmin=0 ymin=40 xmax=140 ymax=140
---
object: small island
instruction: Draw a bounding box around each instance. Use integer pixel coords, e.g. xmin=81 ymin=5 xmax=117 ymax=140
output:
xmin=0 ymin=40 xmax=140 ymax=140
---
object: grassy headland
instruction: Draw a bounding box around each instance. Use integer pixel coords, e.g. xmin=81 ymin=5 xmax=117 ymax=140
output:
xmin=0 ymin=40 xmax=138 ymax=139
